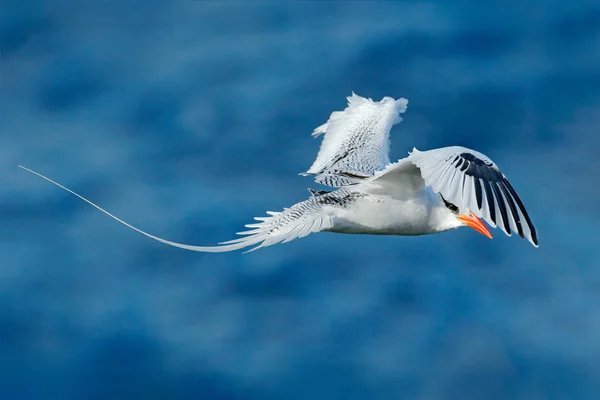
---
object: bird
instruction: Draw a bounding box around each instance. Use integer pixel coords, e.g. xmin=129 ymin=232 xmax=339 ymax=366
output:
xmin=19 ymin=92 xmax=538 ymax=253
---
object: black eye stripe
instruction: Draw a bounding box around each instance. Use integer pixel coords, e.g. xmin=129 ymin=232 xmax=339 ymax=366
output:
xmin=440 ymin=193 xmax=458 ymax=214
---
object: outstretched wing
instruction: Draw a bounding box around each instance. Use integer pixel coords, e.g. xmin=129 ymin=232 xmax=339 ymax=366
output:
xmin=303 ymin=92 xmax=408 ymax=187
xmin=18 ymin=166 xmax=334 ymax=253
xmin=408 ymin=146 xmax=538 ymax=247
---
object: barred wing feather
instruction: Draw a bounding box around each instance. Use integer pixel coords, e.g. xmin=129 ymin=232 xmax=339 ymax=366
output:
xmin=304 ymin=93 xmax=408 ymax=187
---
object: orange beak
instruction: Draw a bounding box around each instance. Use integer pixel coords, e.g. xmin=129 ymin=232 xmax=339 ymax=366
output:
xmin=457 ymin=212 xmax=493 ymax=239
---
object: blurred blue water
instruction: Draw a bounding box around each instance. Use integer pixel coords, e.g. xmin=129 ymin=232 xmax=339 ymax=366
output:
xmin=2 ymin=1 xmax=600 ymax=399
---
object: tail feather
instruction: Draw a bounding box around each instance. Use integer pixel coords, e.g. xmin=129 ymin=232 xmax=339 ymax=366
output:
xmin=18 ymin=165 xmax=332 ymax=253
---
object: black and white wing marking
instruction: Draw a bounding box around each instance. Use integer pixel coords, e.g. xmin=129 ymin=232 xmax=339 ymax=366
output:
xmin=303 ymin=92 xmax=408 ymax=187
xmin=18 ymin=166 xmax=342 ymax=253
xmin=409 ymin=146 xmax=538 ymax=246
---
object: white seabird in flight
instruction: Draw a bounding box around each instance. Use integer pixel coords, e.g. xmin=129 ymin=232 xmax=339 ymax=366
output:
xmin=19 ymin=93 xmax=538 ymax=252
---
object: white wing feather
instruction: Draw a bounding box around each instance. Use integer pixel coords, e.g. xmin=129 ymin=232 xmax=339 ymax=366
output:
xmin=304 ymin=92 xmax=408 ymax=187
xmin=365 ymin=158 xmax=425 ymax=199
xmin=366 ymin=146 xmax=538 ymax=247
xmin=408 ymin=146 xmax=538 ymax=247
xmin=18 ymin=166 xmax=333 ymax=253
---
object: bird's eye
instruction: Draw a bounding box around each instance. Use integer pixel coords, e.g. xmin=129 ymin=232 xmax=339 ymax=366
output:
xmin=440 ymin=194 xmax=459 ymax=214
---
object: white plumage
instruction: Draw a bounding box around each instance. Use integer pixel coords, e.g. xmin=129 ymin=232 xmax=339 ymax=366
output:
xmin=304 ymin=93 xmax=408 ymax=187
xmin=19 ymin=92 xmax=538 ymax=252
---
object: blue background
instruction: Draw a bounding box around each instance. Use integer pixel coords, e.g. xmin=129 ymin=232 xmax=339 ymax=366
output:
xmin=2 ymin=1 xmax=600 ymax=399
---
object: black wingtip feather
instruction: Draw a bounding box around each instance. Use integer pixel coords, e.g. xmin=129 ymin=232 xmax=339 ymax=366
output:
xmin=490 ymin=181 xmax=510 ymax=234
xmin=480 ymin=174 xmax=496 ymax=225
xmin=473 ymin=174 xmax=483 ymax=210
xmin=502 ymin=178 xmax=538 ymax=246
xmin=498 ymin=181 xmax=519 ymax=236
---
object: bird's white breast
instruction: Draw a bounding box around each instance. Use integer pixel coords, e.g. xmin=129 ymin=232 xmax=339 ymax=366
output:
xmin=327 ymin=188 xmax=444 ymax=236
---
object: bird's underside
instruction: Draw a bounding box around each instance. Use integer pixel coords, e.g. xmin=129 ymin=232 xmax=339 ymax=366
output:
xmin=19 ymin=92 xmax=538 ymax=252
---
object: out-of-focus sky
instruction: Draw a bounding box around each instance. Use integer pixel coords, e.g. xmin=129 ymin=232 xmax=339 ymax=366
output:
xmin=2 ymin=1 xmax=600 ymax=399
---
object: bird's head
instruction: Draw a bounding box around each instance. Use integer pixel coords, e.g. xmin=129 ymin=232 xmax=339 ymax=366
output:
xmin=440 ymin=194 xmax=492 ymax=239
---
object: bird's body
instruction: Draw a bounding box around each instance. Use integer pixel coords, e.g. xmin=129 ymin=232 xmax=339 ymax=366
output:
xmin=327 ymin=190 xmax=434 ymax=236
xmin=20 ymin=92 xmax=538 ymax=252
xmin=310 ymin=184 xmax=452 ymax=237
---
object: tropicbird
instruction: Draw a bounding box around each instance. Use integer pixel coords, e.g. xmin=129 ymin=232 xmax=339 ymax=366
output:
xmin=19 ymin=93 xmax=538 ymax=252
